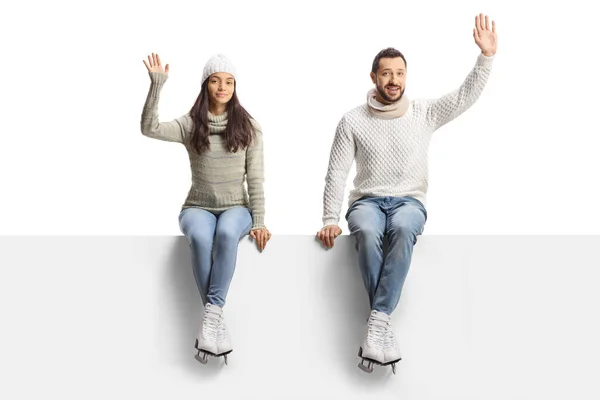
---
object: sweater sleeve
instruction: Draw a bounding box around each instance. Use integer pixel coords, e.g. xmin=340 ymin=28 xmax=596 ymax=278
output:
xmin=322 ymin=116 xmax=355 ymax=227
xmin=246 ymin=120 xmax=266 ymax=229
xmin=140 ymin=72 xmax=191 ymax=143
xmin=426 ymin=53 xmax=494 ymax=130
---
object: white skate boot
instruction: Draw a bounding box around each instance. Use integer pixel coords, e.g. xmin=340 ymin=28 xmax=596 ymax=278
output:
xmin=216 ymin=310 xmax=233 ymax=365
xmin=358 ymin=310 xmax=387 ymax=373
xmin=383 ymin=318 xmax=402 ymax=374
xmin=194 ymin=303 xmax=221 ymax=364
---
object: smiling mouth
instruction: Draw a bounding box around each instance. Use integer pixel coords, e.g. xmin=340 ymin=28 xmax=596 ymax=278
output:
xmin=386 ymin=85 xmax=401 ymax=92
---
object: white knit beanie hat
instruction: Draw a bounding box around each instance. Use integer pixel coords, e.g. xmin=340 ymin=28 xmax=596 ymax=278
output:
xmin=201 ymin=54 xmax=237 ymax=84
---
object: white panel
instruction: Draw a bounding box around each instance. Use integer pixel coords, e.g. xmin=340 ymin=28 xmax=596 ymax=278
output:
xmin=1 ymin=236 xmax=598 ymax=399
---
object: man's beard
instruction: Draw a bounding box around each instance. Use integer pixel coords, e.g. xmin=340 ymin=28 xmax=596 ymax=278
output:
xmin=376 ymin=82 xmax=405 ymax=104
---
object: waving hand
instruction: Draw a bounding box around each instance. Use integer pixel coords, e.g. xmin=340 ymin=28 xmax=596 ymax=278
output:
xmin=473 ymin=14 xmax=497 ymax=56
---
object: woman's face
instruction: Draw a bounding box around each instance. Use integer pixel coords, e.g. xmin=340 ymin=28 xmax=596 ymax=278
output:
xmin=207 ymin=72 xmax=235 ymax=107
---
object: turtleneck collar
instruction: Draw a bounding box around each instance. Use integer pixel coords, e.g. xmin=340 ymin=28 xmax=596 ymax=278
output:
xmin=208 ymin=111 xmax=227 ymax=133
xmin=366 ymin=88 xmax=410 ymax=119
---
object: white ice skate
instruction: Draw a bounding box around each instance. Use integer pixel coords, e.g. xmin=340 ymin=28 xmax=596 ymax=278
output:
xmin=194 ymin=303 xmax=222 ymax=364
xmin=382 ymin=319 xmax=402 ymax=375
xmin=358 ymin=310 xmax=387 ymax=373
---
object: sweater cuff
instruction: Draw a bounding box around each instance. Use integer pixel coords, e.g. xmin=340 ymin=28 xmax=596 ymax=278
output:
xmin=322 ymin=218 xmax=339 ymax=227
xmin=476 ymin=53 xmax=495 ymax=67
xmin=252 ymin=215 xmax=266 ymax=230
xmin=148 ymin=72 xmax=168 ymax=95
xmin=149 ymin=71 xmax=168 ymax=83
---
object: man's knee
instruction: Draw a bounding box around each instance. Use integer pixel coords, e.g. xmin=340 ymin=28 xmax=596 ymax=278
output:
xmin=355 ymin=225 xmax=383 ymax=246
xmin=389 ymin=212 xmax=425 ymax=244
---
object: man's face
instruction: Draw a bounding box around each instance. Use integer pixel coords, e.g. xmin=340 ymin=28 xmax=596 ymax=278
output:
xmin=370 ymin=57 xmax=407 ymax=104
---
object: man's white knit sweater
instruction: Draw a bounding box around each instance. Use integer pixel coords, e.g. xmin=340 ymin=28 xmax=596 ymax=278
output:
xmin=322 ymin=53 xmax=494 ymax=226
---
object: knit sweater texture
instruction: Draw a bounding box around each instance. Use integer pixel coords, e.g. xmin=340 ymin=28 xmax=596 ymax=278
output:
xmin=322 ymin=53 xmax=494 ymax=226
xmin=141 ymin=72 xmax=266 ymax=229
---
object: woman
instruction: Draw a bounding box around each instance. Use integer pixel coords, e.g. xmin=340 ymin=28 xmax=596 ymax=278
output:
xmin=141 ymin=53 xmax=271 ymax=365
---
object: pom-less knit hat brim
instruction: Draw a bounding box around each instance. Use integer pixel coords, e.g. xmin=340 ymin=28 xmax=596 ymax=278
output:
xmin=202 ymin=54 xmax=237 ymax=84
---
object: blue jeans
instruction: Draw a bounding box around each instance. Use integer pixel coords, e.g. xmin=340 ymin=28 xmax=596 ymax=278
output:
xmin=178 ymin=206 xmax=252 ymax=307
xmin=345 ymin=196 xmax=427 ymax=315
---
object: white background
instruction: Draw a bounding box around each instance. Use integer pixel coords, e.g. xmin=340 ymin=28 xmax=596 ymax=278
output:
xmin=2 ymin=2 xmax=599 ymax=398
xmin=1 ymin=0 xmax=599 ymax=235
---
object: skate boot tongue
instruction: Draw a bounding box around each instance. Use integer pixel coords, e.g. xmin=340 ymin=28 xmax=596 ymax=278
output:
xmin=205 ymin=303 xmax=223 ymax=314
xmin=367 ymin=312 xmax=387 ymax=344
xmin=202 ymin=304 xmax=222 ymax=341
xmin=370 ymin=310 xmax=391 ymax=322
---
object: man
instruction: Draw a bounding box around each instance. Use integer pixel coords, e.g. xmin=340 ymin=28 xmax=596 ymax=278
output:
xmin=316 ymin=13 xmax=497 ymax=374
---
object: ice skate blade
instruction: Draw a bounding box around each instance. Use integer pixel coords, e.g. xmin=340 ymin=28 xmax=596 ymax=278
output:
xmin=382 ymin=356 xmax=402 ymax=375
xmin=358 ymin=360 xmax=374 ymax=373
xmin=216 ymin=349 xmax=232 ymax=365
xmin=358 ymin=347 xmax=383 ymax=373
xmin=195 ymin=352 xmax=209 ymax=364
xmin=357 ymin=347 xmax=383 ymax=364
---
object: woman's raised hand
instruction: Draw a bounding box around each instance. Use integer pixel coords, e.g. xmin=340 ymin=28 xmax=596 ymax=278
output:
xmin=143 ymin=53 xmax=169 ymax=75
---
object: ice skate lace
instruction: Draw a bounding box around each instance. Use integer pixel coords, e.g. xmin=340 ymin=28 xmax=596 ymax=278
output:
xmin=384 ymin=322 xmax=397 ymax=349
xmin=366 ymin=314 xmax=387 ymax=348
xmin=202 ymin=308 xmax=221 ymax=341
xmin=217 ymin=319 xmax=228 ymax=342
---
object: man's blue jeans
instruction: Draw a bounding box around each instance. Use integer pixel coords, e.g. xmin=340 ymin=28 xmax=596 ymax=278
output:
xmin=346 ymin=196 xmax=427 ymax=314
